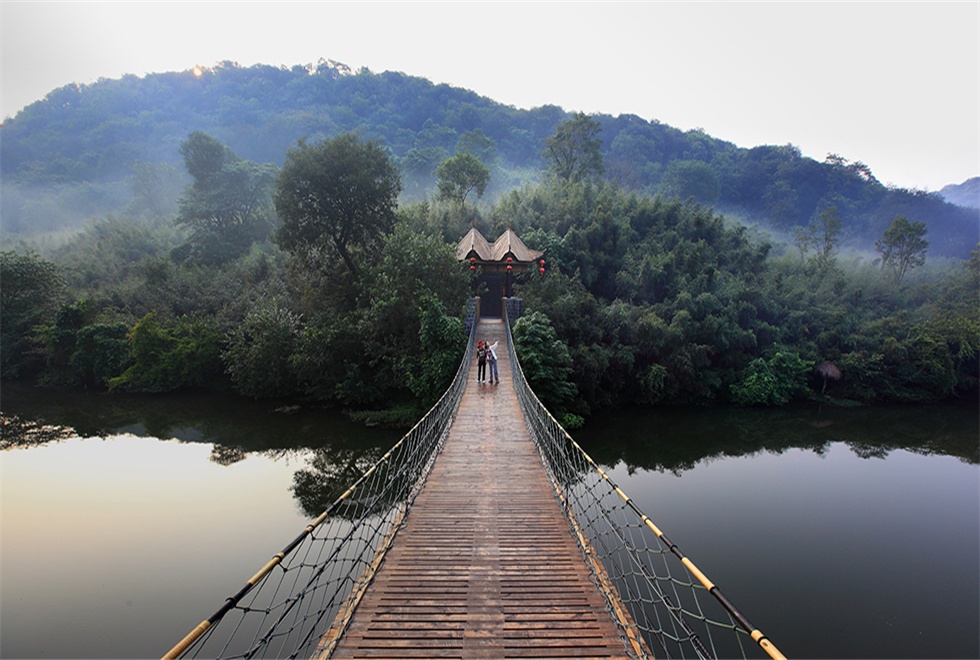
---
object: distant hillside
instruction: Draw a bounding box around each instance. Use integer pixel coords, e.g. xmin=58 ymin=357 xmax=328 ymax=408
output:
xmin=941 ymin=177 xmax=980 ymax=209
xmin=2 ymin=60 xmax=977 ymax=258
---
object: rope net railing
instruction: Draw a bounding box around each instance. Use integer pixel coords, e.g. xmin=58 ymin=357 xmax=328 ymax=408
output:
xmin=503 ymin=308 xmax=786 ymax=660
xmin=163 ymin=317 xmax=477 ymax=660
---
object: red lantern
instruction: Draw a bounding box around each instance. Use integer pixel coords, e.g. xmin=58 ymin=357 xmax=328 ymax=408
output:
xmin=539 ymin=259 xmax=545 ymax=266
xmin=539 ymin=267 xmax=545 ymax=274
xmin=470 ymin=265 xmax=476 ymax=271
xmin=507 ymin=264 xmax=513 ymax=272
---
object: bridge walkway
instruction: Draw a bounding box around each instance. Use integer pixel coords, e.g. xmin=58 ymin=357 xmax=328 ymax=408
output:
xmin=326 ymin=319 xmax=631 ymax=659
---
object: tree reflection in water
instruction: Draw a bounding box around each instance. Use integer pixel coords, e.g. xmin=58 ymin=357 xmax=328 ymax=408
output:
xmin=209 ymin=443 xmax=250 ymax=466
xmin=5 ymin=385 xmax=975 ymax=516
xmin=576 ymin=400 xmax=978 ymax=475
xmin=291 ymin=444 xmax=387 ymax=518
xmin=0 ymin=412 xmax=77 ymax=450
xmin=0 ymin=384 xmax=402 ymax=515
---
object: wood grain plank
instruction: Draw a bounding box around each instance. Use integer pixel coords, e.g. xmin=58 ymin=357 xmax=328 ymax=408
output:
xmin=326 ymin=320 xmax=633 ymax=659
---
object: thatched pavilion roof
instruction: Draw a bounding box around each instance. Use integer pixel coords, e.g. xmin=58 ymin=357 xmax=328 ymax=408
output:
xmin=814 ymin=361 xmax=842 ymax=380
xmin=456 ymin=224 xmax=544 ymax=263
xmin=456 ymin=226 xmax=493 ymax=261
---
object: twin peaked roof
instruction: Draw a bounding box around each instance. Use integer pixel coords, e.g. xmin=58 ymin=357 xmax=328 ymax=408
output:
xmin=456 ymin=221 xmax=544 ymax=264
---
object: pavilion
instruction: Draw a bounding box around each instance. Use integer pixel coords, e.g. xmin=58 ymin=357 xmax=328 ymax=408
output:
xmin=456 ymin=222 xmax=544 ymax=318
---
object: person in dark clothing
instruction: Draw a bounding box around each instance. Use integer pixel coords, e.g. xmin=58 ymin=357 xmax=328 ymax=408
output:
xmin=476 ymin=340 xmax=487 ymax=383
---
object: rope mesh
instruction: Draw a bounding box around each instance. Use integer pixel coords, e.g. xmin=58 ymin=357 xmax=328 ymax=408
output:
xmin=166 ymin=302 xmax=782 ymax=660
xmin=504 ymin=308 xmax=783 ymax=660
xmin=164 ymin=320 xmax=476 ymax=659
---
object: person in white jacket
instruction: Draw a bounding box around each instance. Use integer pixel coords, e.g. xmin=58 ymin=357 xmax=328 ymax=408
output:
xmin=486 ymin=340 xmax=499 ymax=384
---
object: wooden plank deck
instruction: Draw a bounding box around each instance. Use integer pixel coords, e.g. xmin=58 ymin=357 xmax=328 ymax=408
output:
xmin=327 ymin=319 xmax=631 ymax=659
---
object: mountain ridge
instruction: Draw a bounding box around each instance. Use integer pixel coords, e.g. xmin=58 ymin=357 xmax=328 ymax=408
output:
xmin=1 ymin=60 xmax=977 ymax=258
xmin=940 ymin=177 xmax=980 ymax=209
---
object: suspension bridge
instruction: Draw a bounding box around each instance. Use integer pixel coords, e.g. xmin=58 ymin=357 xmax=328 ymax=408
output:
xmin=164 ymin=304 xmax=785 ymax=660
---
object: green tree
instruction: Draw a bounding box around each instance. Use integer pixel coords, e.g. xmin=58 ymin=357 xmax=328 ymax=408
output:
xmin=222 ymin=303 xmax=301 ymax=399
xmin=793 ymin=224 xmax=815 ymax=261
xmin=815 ymin=206 xmax=843 ymax=268
xmin=0 ymin=251 xmax=64 ymax=378
xmin=795 ymin=205 xmax=842 ymax=270
xmin=179 ymin=130 xmax=230 ymax=183
xmin=436 ymin=152 xmax=491 ymax=209
xmin=346 ymin=222 xmax=468 ymax=405
xmin=175 ymin=132 xmax=278 ymax=264
xmin=876 ymin=215 xmax=928 ymax=284
xmin=38 ymin=299 xmax=93 ymax=385
xmin=110 ymin=313 xmax=223 ymax=392
xmin=70 ymin=323 xmax=131 ymax=389
xmin=512 ymin=311 xmax=578 ymax=422
xmin=274 ymin=134 xmax=402 ymax=276
xmin=400 ymin=293 xmax=465 ymax=408
xmin=730 ymin=350 xmax=812 ymax=406
xmin=543 ymin=112 xmax=604 ymax=183
xmin=291 ymin=221 xmax=467 ymax=412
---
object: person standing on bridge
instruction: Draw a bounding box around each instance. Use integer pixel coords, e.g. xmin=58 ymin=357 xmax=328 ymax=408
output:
xmin=476 ymin=341 xmax=488 ymax=383
xmin=486 ymin=340 xmax=499 ymax=384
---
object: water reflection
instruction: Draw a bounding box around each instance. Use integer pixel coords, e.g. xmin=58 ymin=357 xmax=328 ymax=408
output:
xmin=576 ymin=401 xmax=979 ymax=660
xmin=0 ymin=383 xmax=402 ymax=516
xmin=0 ymin=412 xmax=77 ymax=450
xmin=292 ymin=444 xmax=387 ymax=516
xmin=575 ymin=401 xmax=979 ymax=474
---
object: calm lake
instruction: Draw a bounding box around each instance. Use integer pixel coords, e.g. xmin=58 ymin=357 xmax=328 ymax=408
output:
xmin=1 ymin=384 xmax=977 ymax=659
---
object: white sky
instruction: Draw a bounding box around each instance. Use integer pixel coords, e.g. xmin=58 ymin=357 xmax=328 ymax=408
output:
xmin=1 ymin=1 xmax=978 ymax=191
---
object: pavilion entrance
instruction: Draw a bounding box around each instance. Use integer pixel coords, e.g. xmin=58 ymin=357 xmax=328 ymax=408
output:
xmin=455 ymin=222 xmax=544 ymax=319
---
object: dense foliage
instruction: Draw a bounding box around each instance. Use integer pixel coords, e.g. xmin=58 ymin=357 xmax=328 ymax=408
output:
xmin=2 ymin=62 xmax=976 ymax=258
xmin=174 ymin=132 xmax=278 ymax=265
xmin=0 ymin=250 xmax=65 ymax=378
xmin=493 ymin=178 xmax=978 ymax=413
xmin=436 ymin=152 xmax=491 ymax=209
xmin=274 ymin=134 xmax=402 ymax=276
xmin=2 ymin=120 xmax=977 ymax=425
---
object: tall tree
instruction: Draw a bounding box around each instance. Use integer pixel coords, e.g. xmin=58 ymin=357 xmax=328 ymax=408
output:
xmin=543 ymin=112 xmax=604 ymax=183
xmin=179 ymin=131 xmax=231 ymax=184
xmin=795 ymin=205 xmax=842 ymax=270
xmin=436 ymin=152 xmax=491 ymax=209
xmin=175 ymin=132 xmax=277 ymax=264
xmin=814 ymin=206 xmax=843 ymax=269
xmin=274 ymin=134 xmax=402 ymax=277
xmin=0 ymin=251 xmax=64 ymax=377
xmin=876 ymin=214 xmax=928 ymax=284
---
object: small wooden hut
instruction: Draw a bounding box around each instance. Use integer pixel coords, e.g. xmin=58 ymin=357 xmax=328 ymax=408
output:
xmin=456 ymin=221 xmax=544 ymax=318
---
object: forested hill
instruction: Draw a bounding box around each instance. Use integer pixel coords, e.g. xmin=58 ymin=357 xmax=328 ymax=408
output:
xmin=941 ymin=177 xmax=980 ymax=209
xmin=2 ymin=59 xmax=977 ymax=257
